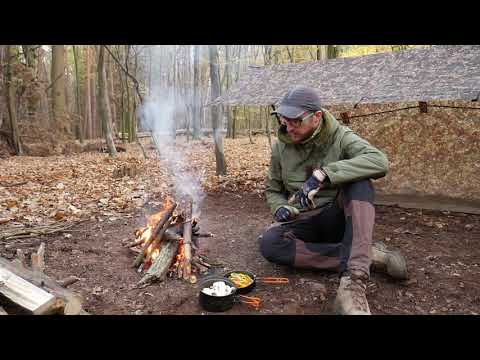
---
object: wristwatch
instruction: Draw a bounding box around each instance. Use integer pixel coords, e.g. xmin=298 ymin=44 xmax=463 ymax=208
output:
xmin=313 ymin=168 xmax=327 ymax=183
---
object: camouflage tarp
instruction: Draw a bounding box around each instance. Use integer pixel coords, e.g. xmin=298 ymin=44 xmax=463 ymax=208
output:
xmin=208 ymin=45 xmax=480 ymax=107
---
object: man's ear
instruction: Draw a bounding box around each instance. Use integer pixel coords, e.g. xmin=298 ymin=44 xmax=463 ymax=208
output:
xmin=313 ymin=111 xmax=322 ymax=126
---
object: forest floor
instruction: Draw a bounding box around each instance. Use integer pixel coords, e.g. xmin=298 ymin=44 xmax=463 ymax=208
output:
xmin=1 ymin=137 xmax=479 ymax=315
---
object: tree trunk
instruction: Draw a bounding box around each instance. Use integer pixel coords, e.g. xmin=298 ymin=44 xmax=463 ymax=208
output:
xmin=90 ymin=47 xmax=97 ymax=138
xmin=317 ymin=45 xmax=337 ymax=60
xmin=22 ymin=45 xmax=37 ymax=121
xmin=5 ymin=46 xmax=23 ymax=155
xmin=265 ymin=106 xmax=272 ymax=148
xmin=327 ymin=45 xmax=338 ymax=59
xmin=245 ymin=106 xmax=253 ymax=144
xmin=232 ymin=106 xmax=237 ymax=139
xmin=224 ymin=45 xmax=233 ymax=138
xmin=124 ymin=46 xmax=131 ymax=142
xmin=72 ymin=45 xmax=83 ymax=143
xmin=97 ymin=46 xmax=117 ymax=156
xmin=192 ymin=45 xmax=201 ymax=139
xmin=51 ymin=45 xmax=67 ymax=132
xmin=84 ymin=46 xmax=92 ymax=139
xmin=107 ymin=54 xmax=117 ymax=134
xmin=208 ymin=45 xmax=227 ymax=176
xmin=35 ymin=47 xmax=50 ymax=127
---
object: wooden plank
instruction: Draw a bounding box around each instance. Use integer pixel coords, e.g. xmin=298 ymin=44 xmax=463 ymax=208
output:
xmin=0 ymin=267 xmax=56 ymax=314
xmin=0 ymin=256 xmax=84 ymax=315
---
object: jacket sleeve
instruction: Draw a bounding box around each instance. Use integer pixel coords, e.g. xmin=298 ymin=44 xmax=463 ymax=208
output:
xmin=265 ymin=141 xmax=289 ymax=215
xmin=322 ymin=131 xmax=389 ymax=185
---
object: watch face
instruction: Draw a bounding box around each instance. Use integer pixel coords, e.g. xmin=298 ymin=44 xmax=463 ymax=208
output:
xmin=314 ymin=169 xmax=326 ymax=182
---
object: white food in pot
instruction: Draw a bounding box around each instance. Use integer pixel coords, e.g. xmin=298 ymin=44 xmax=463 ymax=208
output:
xmin=202 ymin=281 xmax=235 ymax=297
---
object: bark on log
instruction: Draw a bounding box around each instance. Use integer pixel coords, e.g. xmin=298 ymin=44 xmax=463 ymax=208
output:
xmin=15 ymin=249 xmax=27 ymax=268
xmin=133 ymin=202 xmax=177 ymax=268
xmin=31 ymin=242 xmax=45 ymax=273
xmin=58 ymin=276 xmax=80 ymax=288
xmin=5 ymin=238 xmax=48 ymax=250
xmin=182 ymin=200 xmax=193 ymax=280
xmin=144 ymin=218 xmax=173 ymax=264
xmin=138 ymin=240 xmax=179 ymax=285
xmin=0 ymin=256 xmax=84 ymax=315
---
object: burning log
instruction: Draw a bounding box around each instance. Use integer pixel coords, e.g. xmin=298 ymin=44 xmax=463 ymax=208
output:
xmin=180 ymin=199 xmax=193 ymax=281
xmin=132 ymin=202 xmax=177 ymax=268
xmin=129 ymin=198 xmax=216 ymax=285
xmin=138 ymin=239 xmax=179 ymax=286
xmin=144 ymin=217 xmax=174 ymax=265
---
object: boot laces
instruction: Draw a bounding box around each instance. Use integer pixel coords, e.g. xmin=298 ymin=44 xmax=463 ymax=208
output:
xmin=344 ymin=275 xmax=368 ymax=310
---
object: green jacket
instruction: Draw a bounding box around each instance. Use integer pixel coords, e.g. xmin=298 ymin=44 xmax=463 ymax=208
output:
xmin=265 ymin=108 xmax=389 ymax=215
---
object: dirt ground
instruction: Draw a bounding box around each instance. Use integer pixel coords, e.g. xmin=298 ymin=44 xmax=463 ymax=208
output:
xmin=2 ymin=192 xmax=478 ymax=315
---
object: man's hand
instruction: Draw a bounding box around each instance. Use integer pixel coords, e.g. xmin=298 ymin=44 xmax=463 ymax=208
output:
xmin=274 ymin=205 xmax=300 ymax=222
xmin=291 ymin=168 xmax=328 ymax=209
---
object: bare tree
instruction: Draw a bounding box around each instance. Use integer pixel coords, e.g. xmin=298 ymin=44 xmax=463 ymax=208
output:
xmin=97 ymin=46 xmax=117 ymax=156
xmin=84 ymin=46 xmax=92 ymax=139
xmin=316 ymin=45 xmax=337 ymax=60
xmin=192 ymin=45 xmax=201 ymax=139
xmin=208 ymin=45 xmax=226 ymax=175
xmin=72 ymin=45 xmax=83 ymax=143
xmin=51 ymin=45 xmax=67 ymax=132
xmin=4 ymin=46 xmax=23 ymax=154
xmin=224 ymin=45 xmax=233 ymax=138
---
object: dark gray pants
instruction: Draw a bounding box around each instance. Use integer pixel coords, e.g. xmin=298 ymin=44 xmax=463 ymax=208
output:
xmin=259 ymin=180 xmax=375 ymax=276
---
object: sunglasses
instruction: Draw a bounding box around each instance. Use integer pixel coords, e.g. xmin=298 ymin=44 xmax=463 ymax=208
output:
xmin=278 ymin=112 xmax=315 ymax=128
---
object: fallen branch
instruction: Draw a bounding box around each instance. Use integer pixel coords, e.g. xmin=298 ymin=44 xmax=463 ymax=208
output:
xmin=57 ymin=276 xmax=80 ymax=288
xmin=0 ymin=181 xmax=28 ymax=187
xmin=0 ymin=220 xmax=87 ymax=242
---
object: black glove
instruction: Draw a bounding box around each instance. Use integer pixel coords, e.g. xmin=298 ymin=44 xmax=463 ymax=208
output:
xmin=292 ymin=168 xmax=328 ymax=209
xmin=175 ymin=222 xmax=200 ymax=236
xmin=274 ymin=205 xmax=299 ymax=222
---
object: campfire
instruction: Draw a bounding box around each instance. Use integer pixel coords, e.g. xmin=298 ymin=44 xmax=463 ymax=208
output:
xmin=125 ymin=197 xmax=213 ymax=287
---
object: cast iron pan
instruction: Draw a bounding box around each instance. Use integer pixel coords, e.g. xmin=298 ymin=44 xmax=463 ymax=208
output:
xmin=224 ymin=270 xmax=289 ymax=294
xmin=198 ymin=277 xmax=261 ymax=312
xmin=223 ymin=270 xmax=256 ymax=295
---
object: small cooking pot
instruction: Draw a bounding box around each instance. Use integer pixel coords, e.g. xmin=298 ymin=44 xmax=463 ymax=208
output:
xmin=198 ymin=277 xmax=261 ymax=312
xmin=224 ymin=270 xmax=289 ymax=294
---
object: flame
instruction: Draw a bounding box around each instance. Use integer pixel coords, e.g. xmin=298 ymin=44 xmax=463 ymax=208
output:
xmin=132 ymin=197 xmax=188 ymax=273
xmin=150 ymin=248 xmax=160 ymax=261
xmin=172 ymin=239 xmax=185 ymax=268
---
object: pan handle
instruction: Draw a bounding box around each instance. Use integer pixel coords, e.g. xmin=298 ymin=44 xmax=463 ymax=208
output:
xmin=238 ymin=295 xmax=261 ymax=310
xmin=256 ymin=277 xmax=289 ymax=284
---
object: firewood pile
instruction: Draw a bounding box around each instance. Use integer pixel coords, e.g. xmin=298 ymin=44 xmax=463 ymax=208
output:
xmin=0 ymin=243 xmax=87 ymax=315
xmin=124 ymin=197 xmax=215 ymax=287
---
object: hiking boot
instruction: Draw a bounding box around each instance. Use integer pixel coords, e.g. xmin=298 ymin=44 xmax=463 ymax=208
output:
xmin=334 ymin=270 xmax=371 ymax=315
xmin=370 ymin=242 xmax=408 ymax=280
